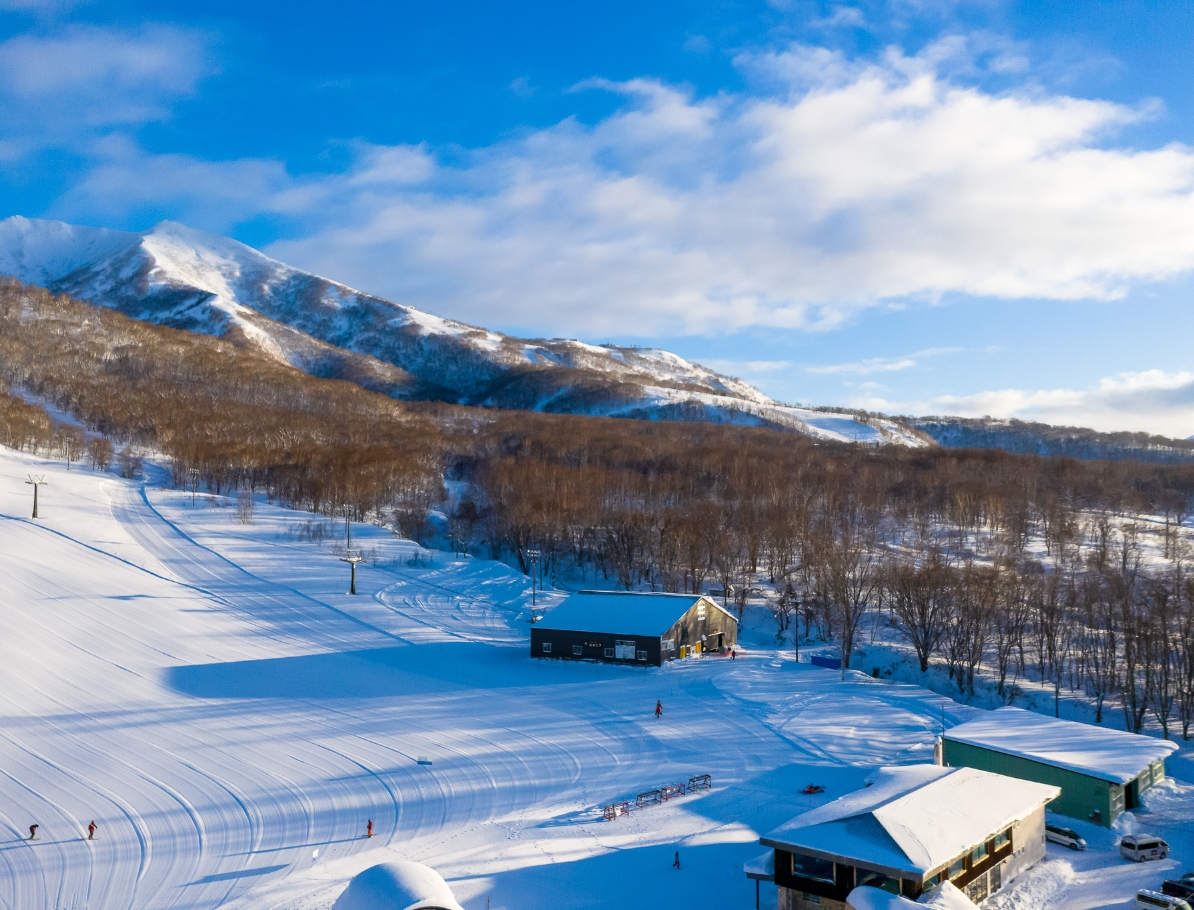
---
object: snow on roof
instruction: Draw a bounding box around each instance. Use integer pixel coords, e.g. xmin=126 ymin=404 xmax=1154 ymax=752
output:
xmin=762 ymin=765 xmax=1058 ymax=877
xmin=744 ymin=850 xmax=774 ymax=881
xmin=943 ymin=707 xmax=1178 ymax=785
xmin=535 ymin=591 xmax=735 ymax=637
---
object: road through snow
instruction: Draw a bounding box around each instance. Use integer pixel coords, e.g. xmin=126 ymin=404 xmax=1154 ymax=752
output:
xmin=0 ymin=448 xmax=1188 ymax=909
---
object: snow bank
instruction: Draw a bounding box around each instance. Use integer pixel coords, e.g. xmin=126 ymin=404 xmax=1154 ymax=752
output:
xmin=847 ymin=882 xmax=976 ymax=910
xmin=848 ymin=885 xmax=916 ymax=909
xmin=331 ymin=861 xmax=464 ymax=910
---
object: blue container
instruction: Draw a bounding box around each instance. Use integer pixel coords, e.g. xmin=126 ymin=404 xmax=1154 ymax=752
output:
xmin=810 ymin=655 xmax=842 ymax=670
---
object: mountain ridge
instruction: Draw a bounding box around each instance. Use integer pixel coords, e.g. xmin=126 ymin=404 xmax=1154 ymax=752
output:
xmin=0 ymin=216 xmax=927 ymax=446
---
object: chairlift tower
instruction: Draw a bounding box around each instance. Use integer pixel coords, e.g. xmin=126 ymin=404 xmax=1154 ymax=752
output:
xmin=25 ymin=475 xmax=46 ymax=519
xmin=187 ymin=468 xmax=200 ymax=506
xmin=340 ymin=553 xmax=364 ymax=595
xmin=527 ymin=548 xmax=541 ymax=608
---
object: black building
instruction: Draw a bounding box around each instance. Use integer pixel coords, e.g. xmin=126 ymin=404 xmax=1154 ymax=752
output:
xmin=530 ymin=591 xmax=738 ymax=667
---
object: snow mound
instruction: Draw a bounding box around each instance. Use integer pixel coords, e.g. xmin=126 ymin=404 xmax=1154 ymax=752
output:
xmin=847 ymin=881 xmax=975 ymax=909
xmin=331 ymin=861 xmax=465 ymax=910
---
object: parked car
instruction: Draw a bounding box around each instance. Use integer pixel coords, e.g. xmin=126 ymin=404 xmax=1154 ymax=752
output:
xmin=1121 ymin=834 xmax=1170 ymax=862
xmin=1163 ymin=880 xmax=1194 ymax=901
xmin=1137 ymin=889 xmax=1192 ymax=910
xmin=1045 ymin=825 xmax=1087 ymax=851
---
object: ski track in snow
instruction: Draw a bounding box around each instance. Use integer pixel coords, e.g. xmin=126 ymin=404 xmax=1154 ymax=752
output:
xmin=0 ymin=448 xmax=1188 ymax=909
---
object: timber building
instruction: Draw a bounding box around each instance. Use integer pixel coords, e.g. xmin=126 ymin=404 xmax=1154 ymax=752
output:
xmin=530 ymin=591 xmax=737 ymax=667
xmin=749 ymin=765 xmax=1057 ymax=909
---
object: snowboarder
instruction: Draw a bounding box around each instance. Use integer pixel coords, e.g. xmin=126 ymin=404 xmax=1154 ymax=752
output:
xmin=28 ymin=824 xmax=37 ymax=840
xmin=655 ymin=700 xmax=662 ymax=719
xmin=731 ymin=648 xmax=735 ymax=661
xmin=87 ymin=821 xmax=96 ymax=840
xmin=366 ymin=820 xmax=373 ymax=838
xmin=672 ymin=850 xmax=680 ymax=870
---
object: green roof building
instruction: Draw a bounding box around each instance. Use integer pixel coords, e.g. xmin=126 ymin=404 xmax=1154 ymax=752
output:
xmin=942 ymin=708 xmax=1178 ymax=828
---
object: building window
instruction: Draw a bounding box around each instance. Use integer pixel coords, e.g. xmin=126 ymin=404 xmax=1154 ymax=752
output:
xmin=615 ymin=640 xmax=636 ymax=659
xmin=993 ymin=829 xmax=1010 ymax=851
xmin=662 ymin=638 xmax=675 ymax=652
xmin=948 ymin=857 xmax=965 ymax=880
xmin=572 ymin=645 xmax=583 ymax=656
xmin=857 ymin=870 xmax=900 ymax=894
xmin=792 ymin=853 xmax=835 ymax=884
xmin=637 ymin=650 xmax=647 ymax=661
xmin=604 ymin=647 xmax=615 ymax=657
xmin=541 ymin=642 xmax=552 ymax=653
xmin=697 ymin=604 xmax=707 ymax=620
xmin=971 ymin=843 xmax=988 ymax=863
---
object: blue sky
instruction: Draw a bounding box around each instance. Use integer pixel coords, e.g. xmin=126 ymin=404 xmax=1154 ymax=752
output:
xmin=4 ymin=1 xmax=1194 ymax=435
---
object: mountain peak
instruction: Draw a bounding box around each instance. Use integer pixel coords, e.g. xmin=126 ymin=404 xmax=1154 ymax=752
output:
xmin=0 ymin=215 xmax=927 ymax=447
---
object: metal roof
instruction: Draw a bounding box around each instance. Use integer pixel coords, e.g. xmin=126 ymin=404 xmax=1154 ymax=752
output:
xmin=534 ymin=591 xmax=736 ymax=637
xmin=943 ymin=707 xmax=1178 ymax=785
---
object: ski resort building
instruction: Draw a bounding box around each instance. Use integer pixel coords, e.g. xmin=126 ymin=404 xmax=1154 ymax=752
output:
xmin=942 ymin=707 xmax=1179 ymax=827
xmin=530 ymin=591 xmax=737 ymax=666
xmin=751 ymin=765 xmax=1058 ymax=909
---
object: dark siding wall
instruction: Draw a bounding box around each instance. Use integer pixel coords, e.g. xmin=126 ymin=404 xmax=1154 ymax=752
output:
xmin=530 ymin=627 xmax=662 ymax=666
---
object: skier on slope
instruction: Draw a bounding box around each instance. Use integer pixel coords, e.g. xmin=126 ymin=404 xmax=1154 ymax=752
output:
xmin=28 ymin=824 xmax=37 ymax=840
xmin=87 ymin=821 xmax=96 ymax=840
xmin=672 ymin=850 xmax=680 ymax=870
xmin=367 ymin=820 xmax=373 ymax=838
xmin=655 ymin=700 xmax=662 ymax=719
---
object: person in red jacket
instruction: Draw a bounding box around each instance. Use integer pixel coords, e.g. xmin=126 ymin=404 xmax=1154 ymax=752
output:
xmin=28 ymin=824 xmax=38 ymax=840
xmin=655 ymin=700 xmax=662 ymax=718
xmin=367 ymin=820 xmax=373 ymax=838
xmin=87 ymin=821 xmax=97 ymax=840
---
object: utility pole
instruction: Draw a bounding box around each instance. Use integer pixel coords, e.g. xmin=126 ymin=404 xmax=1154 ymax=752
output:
xmin=25 ymin=475 xmax=46 ymax=519
xmin=344 ymin=505 xmax=352 ymax=551
xmin=527 ymin=548 xmax=540 ymax=608
xmin=340 ymin=554 xmax=364 ymax=595
xmin=188 ymin=468 xmax=200 ymax=506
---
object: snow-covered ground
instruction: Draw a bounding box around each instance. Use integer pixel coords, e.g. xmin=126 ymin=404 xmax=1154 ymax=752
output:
xmin=0 ymin=447 xmax=1188 ymax=909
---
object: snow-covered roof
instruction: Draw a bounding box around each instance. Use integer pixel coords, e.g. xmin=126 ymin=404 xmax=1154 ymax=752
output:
xmin=744 ymin=850 xmax=774 ymax=881
xmin=762 ymin=766 xmax=1058 ymax=878
xmin=535 ymin=591 xmax=735 ymax=637
xmin=943 ymin=707 xmax=1178 ymax=785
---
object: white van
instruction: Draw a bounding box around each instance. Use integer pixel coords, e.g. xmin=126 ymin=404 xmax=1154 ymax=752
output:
xmin=1137 ymin=889 xmax=1192 ymax=910
xmin=1121 ymin=835 xmax=1170 ymax=862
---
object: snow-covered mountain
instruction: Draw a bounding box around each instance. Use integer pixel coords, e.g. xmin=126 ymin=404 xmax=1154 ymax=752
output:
xmin=0 ymin=216 xmax=927 ymax=446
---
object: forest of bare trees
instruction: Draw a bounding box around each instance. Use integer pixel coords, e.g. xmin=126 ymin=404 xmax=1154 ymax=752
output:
xmin=5 ymin=277 xmax=1194 ymax=737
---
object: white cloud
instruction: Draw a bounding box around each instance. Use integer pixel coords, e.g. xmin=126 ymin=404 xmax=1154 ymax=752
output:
xmin=809 ymin=356 xmax=917 ymax=375
xmin=808 ymin=346 xmax=961 ymax=375
xmin=865 ymin=370 xmax=1194 ymax=437
xmin=0 ymin=24 xmax=211 ymax=143
xmin=703 ymin=358 xmax=791 ymax=374
xmin=47 ymin=42 xmax=1194 ymax=339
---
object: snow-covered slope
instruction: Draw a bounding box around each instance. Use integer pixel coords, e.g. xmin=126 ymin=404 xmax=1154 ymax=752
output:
xmin=0 ymin=216 xmax=927 ymax=446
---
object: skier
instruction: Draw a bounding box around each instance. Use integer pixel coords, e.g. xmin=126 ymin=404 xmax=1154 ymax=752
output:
xmin=366 ymin=819 xmax=373 ymax=838
xmin=672 ymin=850 xmax=680 ymax=870
xmin=28 ymin=824 xmax=38 ymax=840
xmin=87 ymin=821 xmax=96 ymax=840
xmin=731 ymin=648 xmax=736 ymax=661
xmin=655 ymin=700 xmax=662 ymax=719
